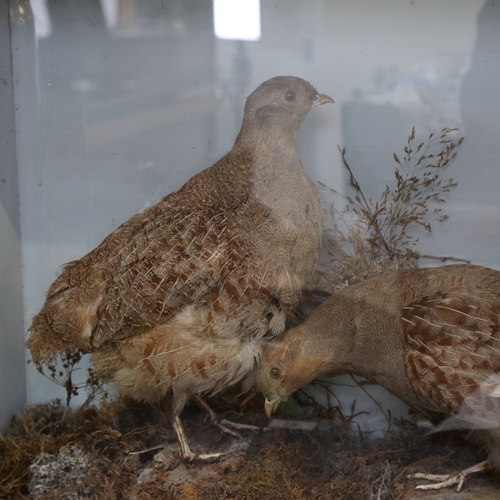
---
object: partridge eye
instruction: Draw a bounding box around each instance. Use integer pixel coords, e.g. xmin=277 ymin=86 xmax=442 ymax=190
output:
xmin=270 ymin=367 xmax=281 ymax=379
xmin=284 ymin=90 xmax=296 ymax=102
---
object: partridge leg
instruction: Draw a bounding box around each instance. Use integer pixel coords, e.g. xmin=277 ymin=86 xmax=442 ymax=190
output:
xmin=194 ymin=395 xmax=260 ymax=438
xmin=128 ymin=412 xmax=225 ymax=460
xmin=412 ymin=460 xmax=488 ymax=492
xmin=172 ymin=413 xmax=224 ymax=461
xmin=130 ymin=398 xmax=258 ymax=460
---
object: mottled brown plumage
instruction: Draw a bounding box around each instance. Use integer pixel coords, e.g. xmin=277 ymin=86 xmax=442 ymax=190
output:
xmin=27 ymin=76 xmax=333 ymax=460
xmin=258 ymin=264 xmax=500 ymax=489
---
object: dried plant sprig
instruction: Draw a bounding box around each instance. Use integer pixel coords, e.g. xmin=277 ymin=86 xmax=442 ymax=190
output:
xmin=378 ymin=126 xmax=462 ymax=255
xmin=30 ymin=350 xmax=107 ymax=409
xmin=314 ymin=126 xmax=466 ymax=293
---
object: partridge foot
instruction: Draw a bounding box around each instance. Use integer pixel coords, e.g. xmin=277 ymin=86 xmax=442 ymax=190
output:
xmin=173 ymin=414 xmax=225 ymax=461
xmin=217 ymin=418 xmax=261 ymax=438
xmin=128 ymin=419 xmax=224 ymax=461
xmin=195 ymin=396 xmax=260 ymax=439
xmin=411 ymin=460 xmax=488 ymax=492
xmin=132 ymin=397 xmax=260 ymax=460
xmin=129 ymin=442 xmax=223 ymax=461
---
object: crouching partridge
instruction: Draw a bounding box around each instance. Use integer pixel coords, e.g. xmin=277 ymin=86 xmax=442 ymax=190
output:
xmin=258 ymin=264 xmax=500 ymax=489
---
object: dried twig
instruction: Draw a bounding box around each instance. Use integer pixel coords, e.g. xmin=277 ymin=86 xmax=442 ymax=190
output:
xmin=314 ymin=126 xmax=466 ymax=294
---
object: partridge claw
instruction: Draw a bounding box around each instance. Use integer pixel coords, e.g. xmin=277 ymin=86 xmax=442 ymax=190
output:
xmin=411 ymin=460 xmax=488 ymax=492
xmin=218 ymin=418 xmax=261 ymax=438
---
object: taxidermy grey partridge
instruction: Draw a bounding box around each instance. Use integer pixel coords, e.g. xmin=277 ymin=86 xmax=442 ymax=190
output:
xmin=258 ymin=264 xmax=500 ymax=490
xmin=27 ymin=76 xmax=334 ymax=460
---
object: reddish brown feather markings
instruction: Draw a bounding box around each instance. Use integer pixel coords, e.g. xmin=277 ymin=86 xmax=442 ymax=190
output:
xmin=407 ymin=335 xmax=438 ymax=354
xmin=191 ymin=358 xmax=209 ymax=379
xmin=106 ymin=211 xmax=178 ymax=263
xmin=239 ymin=276 xmax=271 ymax=298
xmin=143 ymin=343 xmax=154 ymax=359
xmin=405 ymin=351 xmax=474 ymax=411
xmin=211 ymin=296 xmax=224 ymax=315
xmin=429 ymin=364 xmax=449 ymax=385
xmin=169 ymin=350 xmax=233 ymax=386
xmin=113 ymin=224 xmax=229 ymax=326
xmin=223 ymin=280 xmax=242 ymax=302
xmin=401 ymin=283 xmax=500 ymax=413
xmin=206 ymin=312 xmax=216 ymax=338
xmin=167 ymin=359 xmax=177 ymax=378
xmin=143 ymin=358 xmax=157 ymax=378
xmin=111 ymin=207 xmax=229 ymax=287
xmin=139 ymin=343 xmax=160 ymax=380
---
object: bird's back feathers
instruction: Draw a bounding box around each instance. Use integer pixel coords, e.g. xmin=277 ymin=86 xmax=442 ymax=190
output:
xmin=28 ymin=76 xmax=331 ymax=412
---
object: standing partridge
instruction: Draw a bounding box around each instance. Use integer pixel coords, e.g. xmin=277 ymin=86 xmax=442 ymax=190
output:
xmin=258 ymin=264 xmax=500 ymax=489
xmin=27 ymin=76 xmax=333 ymax=460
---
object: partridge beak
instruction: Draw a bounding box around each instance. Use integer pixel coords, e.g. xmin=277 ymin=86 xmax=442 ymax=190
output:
xmin=265 ymin=397 xmax=282 ymax=418
xmin=313 ymin=93 xmax=334 ymax=106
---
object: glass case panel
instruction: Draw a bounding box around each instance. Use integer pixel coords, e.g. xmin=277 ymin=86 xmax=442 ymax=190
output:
xmin=3 ymin=0 xmax=499 ymax=457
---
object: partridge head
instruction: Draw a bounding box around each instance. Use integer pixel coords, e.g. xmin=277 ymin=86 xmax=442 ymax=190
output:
xmin=27 ymin=76 xmax=333 ymax=460
xmin=258 ymin=264 xmax=500 ymax=488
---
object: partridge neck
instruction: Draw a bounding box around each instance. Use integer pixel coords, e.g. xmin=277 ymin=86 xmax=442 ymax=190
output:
xmin=304 ymin=295 xmax=405 ymax=380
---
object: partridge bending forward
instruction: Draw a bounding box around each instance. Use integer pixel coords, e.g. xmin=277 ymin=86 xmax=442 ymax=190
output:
xmin=27 ymin=76 xmax=333 ymax=460
xmin=258 ymin=264 xmax=500 ymax=489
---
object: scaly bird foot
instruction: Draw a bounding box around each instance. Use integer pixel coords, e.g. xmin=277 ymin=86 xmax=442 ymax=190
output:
xmin=194 ymin=395 xmax=260 ymax=439
xmin=217 ymin=418 xmax=261 ymax=438
xmin=410 ymin=460 xmax=488 ymax=492
xmin=173 ymin=414 xmax=225 ymax=461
